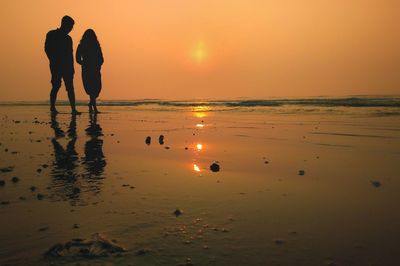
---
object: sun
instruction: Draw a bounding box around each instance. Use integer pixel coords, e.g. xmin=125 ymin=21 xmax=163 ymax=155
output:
xmin=192 ymin=42 xmax=207 ymax=63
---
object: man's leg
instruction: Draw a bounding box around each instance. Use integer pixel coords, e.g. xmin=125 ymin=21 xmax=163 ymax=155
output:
xmin=50 ymin=79 xmax=61 ymax=112
xmin=64 ymin=76 xmax=80 ymax=114
xmin=50 ymin=68 xmax=62 ymax=112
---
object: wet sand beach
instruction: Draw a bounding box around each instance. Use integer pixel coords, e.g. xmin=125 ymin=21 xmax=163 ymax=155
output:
xmin=0 ymin=101 xmax=400 ymax=265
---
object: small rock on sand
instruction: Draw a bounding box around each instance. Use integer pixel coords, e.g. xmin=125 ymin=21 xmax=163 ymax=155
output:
xmin=45 ymin=233 xmax=126 ymax=258
xmin=0 ymin=166 xmax=14 ymax=173
xmin=0 ymin=180 xmax=5 ymax=186
xmin=370 ymin=180 xmax=382 ymax=188
xmin=273 ymin=239 xmax=286 ymax=245
xmin=136 ymin=248 xmax=151 ymax=255
xmin=30 ymin=186 xmax=37 ymax=192
xmin=173 ymin=209 xmax=183 ymax=217
xmin=210 ymin=163 xmax=220 ymax=172
xmin=298 ymin=170 xmax=305 ymax=176
xmin=1 ymin=201 xmax=10 ymax=205
xmin=145 ymin=136 xmax=151 ymax=145
xmin=11 ymin=176 xmax=19 ymax=183
xmin=37 ymin=193 xmax=44 ymax=200
xmin=159 ymin=135 xmax=164 ymax=145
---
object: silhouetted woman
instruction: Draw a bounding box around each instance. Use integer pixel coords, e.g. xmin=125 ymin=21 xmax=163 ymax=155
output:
xmin=76 ymin=29 xmax=104 ymax=113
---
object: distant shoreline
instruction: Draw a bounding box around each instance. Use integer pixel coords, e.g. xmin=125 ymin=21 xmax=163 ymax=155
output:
xmin=1 ymin=96 xmax=400 ymax=108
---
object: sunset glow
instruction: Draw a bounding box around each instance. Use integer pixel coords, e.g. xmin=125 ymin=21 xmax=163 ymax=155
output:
xmin=1 ymin=0 xmax=399 ymax=101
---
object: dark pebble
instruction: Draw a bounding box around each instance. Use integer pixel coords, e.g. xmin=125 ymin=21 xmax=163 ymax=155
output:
xmin=210 ymin=163 xmax=220 ymax=172
xmin=136 ymin=248 xmax=151 ymax=256
xmin=173 ymin=209 xmax=183 ymax=217
xmin=298 ymin=170 xmax=305 ymax=176
xmin=159 ymin=135 xmax=164 ymax=145
xmin=37 ymin=194 xmax=44 ymax=200
xmin=30 ymin=186 xmax=37 ymax=192
xmin=274 ymin=239 xmax=286 ymax=245
xmin=0 ymin=180 xmax=5 ymax=186
xmin=145 ymin=136 xmax=151 ymax=145
xmin=11 ymin=176 xmax=19 ymax=183
xmin=371 ymin=180 xmax=382 ymax=188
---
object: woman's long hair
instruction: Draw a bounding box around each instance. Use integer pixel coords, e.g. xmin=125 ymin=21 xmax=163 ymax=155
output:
xmin=79 ymin=29 xmax=101 ymax=51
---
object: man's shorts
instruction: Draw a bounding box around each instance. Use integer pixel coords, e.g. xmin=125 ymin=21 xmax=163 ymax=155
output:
xmin=50 ymin=63 xmax=74 ymax=90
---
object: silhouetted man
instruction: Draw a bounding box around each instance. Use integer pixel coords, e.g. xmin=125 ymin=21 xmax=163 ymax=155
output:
xmin=45 ymin=16 xmax=80 ymax=114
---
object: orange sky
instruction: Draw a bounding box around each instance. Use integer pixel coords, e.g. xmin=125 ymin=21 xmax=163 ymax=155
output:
xmin=0 ymin=0 xmax=399 ymax=100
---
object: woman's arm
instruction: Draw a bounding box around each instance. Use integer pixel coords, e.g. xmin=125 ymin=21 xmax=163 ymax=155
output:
xmin=99 ymin=47 xmax=104 ymax=66
xmin=75 ymin=44 xmax=83 ymax=65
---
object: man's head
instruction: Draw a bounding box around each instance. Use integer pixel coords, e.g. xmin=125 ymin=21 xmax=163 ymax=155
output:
xmin=60 ymin=15 xmax=74 ymax=34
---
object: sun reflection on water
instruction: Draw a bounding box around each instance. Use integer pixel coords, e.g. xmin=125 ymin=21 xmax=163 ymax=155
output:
xmin=196 ymin=143 xmax=203 ymax=151
xmin=193 ymin=164 xmax=201 ymax=172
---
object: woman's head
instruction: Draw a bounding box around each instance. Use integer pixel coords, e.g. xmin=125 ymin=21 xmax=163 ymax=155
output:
xmin=80 ymin=29 xmax=100 ymax=48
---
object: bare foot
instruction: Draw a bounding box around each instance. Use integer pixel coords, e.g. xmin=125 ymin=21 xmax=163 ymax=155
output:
xmin=71 ymin=110 xmax=82 ymax=115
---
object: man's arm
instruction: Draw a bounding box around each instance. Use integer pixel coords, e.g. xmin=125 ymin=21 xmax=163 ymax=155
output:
xmin=44 ymin=32 xmax=53 ymax=60
xmin=67 ymin=36 xmax=74 ymax=73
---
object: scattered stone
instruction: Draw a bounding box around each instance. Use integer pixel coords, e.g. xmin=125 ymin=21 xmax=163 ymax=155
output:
xmin=136 ymin=248 xmax=151 ymax=256
xmin=371 ymin=180 xmax=382 ymax=188
xmin=184 ymin=147 xmax=188 ymax=150
xmin=19 ymin=196 xmax=26 ymax=201
xmin=37 ymin=168 xmax=42 ymax=173
xmin=37 ymin=193 xmax=44 ymax=200
xmin=145 ymin=136 xmax=151 ymax=145
xmin=73 ymin=224 xmax=80 ymax=229
xmin=0 ymin=166 xmax=14 ymax=173
xmin=11 ymin=176 xmax=19 ymax=183
xmin=164 ymin=146 xmax=170 ymax=149
xmin=274 ymin=239 xmax=286 ymax=245
xmin=39 ymin=226 xmax=49 ymax=232
xmin=0 ymin=180 xmax=5 ymax=186
xmin=73 ymin=187 xmax=81 ymax=194
xmin=42 ymin=164 xmax=49 ymax=168
xmin=177 ymin=258 xmax=194 ymax=266
xmin=44 ymin=233 xmax=126 ymax=258
xmin=210 ymin=163 xmax=220 ymax=172
xmin=264 ymin=161 xmax=269 ymax=164
xmin=30 ymin=186 xmax=37 ymax=192
xmin=159 ymin=135 xmax=164 ymax=145
xmin=173 ymin=209 xmax=183 ymax=217
xmin=298 ymin=170 xmax=305 ymax=176
xmin=1 ymin=201 xmax=10 ymax=205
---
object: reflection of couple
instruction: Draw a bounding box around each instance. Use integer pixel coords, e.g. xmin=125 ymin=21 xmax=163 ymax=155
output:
xmin=50 ymin=112 xmax=106 ymax=202
xmin=45 ymin=15 xmax=104 ymax=114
